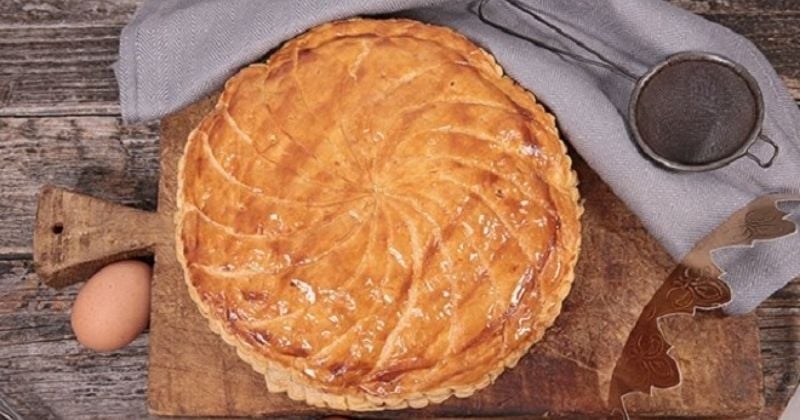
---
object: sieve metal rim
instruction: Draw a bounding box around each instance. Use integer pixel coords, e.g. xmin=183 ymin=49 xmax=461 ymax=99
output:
xmin=628 ymin=51 xmax=766 ymax=172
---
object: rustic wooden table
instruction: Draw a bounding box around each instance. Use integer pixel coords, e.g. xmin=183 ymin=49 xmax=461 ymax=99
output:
xmin=0 ymin=0 xmax=798 ymax=418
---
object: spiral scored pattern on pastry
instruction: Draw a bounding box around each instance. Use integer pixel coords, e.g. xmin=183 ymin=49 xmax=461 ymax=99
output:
xmin=176 ymin=19 xmax=582 ymax=411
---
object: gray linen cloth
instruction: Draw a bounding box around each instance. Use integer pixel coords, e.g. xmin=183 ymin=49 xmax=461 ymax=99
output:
xmin=115 ymin=0 xmax=800 ymax=314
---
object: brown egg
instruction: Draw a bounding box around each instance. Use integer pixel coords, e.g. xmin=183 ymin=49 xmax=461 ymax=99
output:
xmin=70 ymin=260 xmax=152 ymax=352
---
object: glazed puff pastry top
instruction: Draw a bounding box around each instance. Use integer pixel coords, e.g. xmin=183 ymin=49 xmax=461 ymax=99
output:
xmin=176 ymin=18 xmax=581 ymax=411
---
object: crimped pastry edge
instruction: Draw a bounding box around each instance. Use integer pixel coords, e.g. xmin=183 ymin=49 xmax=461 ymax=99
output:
xmin=174 ymin=18 xmax=583 ymax=412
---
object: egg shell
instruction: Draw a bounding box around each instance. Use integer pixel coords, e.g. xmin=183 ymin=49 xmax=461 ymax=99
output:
xmin=70 ymin=260 xmax=152 ymax=352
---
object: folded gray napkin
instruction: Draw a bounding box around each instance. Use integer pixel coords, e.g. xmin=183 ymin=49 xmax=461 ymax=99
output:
xmin=115 ymin=0 xmax=800 ymax=314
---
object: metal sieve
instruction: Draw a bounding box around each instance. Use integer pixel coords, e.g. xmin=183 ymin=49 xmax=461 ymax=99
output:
xmin=476 ymin=0 xmax=779 ymax=172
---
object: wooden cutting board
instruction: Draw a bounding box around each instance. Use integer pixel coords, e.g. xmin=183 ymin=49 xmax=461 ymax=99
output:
xmin=33 ymin=94 xmax=764 ymax=418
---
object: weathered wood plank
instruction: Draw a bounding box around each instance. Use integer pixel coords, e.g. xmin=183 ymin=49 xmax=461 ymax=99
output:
xmin=0 ymin=25 xmax=123 ymax=116
xmin=757 ymin=279 xmax=800 ymax=419
xmin=676 ymin=0 xmax=800 ymax=96
xmin=0 ymin=259 xmax=148 ymax=419
xmin=754 ymin=275 xmax=800 ymax=419
xmin=0 ymin=117 xmax=159 ymax=255
xmin=0 ymin=0 xmax=139 ymax=27
xmin=0 ymin=0 xmax=798 ymax=117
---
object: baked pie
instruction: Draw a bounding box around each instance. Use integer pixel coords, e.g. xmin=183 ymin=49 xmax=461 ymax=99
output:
xmin=176 ymin=18 xmax=581 ymax=411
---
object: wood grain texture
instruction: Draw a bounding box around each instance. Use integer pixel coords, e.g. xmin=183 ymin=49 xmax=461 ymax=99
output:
xmin=0 ymin=0 xmax=139 ymax=26
xmin=672 ymin=0 xmax=800 ymax=95
xmin=0 ymin=117 xmax=159 ymax=256
xmin=0 ymin=0 xmax=798 ymax=418
xmin=0 ymin=0 xmax=798 ymax=119
xmin=0 ymin=26 xmax=124 ymax=116
xmin=0 ymin=259 xmax=149 ymax=420
xmin=0 ymin=0 xmax=140 ymax=116
xmin=758 ymin=279 xmax=800 ymax=419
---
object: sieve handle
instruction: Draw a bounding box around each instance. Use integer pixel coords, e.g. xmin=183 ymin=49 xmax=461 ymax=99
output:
xmin=475 ymin=0 xmax=639 ymax=81
xmin=745 ymin=134 xmax=779 ymax=169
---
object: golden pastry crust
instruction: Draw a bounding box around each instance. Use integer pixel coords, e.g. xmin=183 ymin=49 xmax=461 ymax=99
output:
xmin=176 ymin=18 xmax=582 ymax=411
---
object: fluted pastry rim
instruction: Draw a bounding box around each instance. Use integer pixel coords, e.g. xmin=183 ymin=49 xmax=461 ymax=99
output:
xmin=176 ymin=18 xmax=582 ymax=411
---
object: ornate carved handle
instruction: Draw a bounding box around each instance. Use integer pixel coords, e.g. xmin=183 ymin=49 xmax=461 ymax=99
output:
xmin=609 ymin=193 xmax=799 ymax=415
xmin=609 ymin=265 xmax=731 ymax=409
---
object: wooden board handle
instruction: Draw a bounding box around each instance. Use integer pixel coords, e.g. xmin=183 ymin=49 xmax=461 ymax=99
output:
xmin=33 ymin=186 xmax=167 ymax=288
